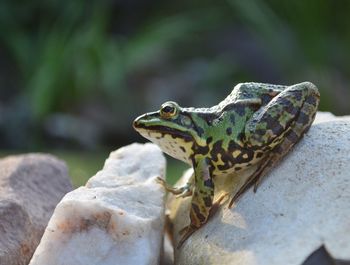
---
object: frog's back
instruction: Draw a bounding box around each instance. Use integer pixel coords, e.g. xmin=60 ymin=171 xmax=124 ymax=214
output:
xmin=218 ymin=82 xmax=287 ymax=108
xmin=183 ymin=83 xmax=286 ymax=116
xmin=179 ymin=82 xmax=284 ymax=140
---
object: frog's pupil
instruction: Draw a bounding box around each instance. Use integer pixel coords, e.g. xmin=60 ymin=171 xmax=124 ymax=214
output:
xmin=163 ymin=106 xmax=174 ymax=113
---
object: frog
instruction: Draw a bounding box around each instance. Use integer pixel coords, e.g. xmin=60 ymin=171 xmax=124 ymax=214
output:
xmin=133 ymin=82 xmax=320 ymax=248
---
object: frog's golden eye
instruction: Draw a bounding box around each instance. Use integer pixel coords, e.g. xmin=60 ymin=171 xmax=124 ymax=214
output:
xmin=160 ymin=101 xmax=179 ymax=119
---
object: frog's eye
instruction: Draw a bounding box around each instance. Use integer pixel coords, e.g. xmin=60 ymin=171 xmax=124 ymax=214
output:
xmin=160 ymin=101 xmax=179 ymax=119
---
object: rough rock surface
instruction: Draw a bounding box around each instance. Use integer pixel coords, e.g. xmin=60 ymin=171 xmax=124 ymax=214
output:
xmin=169 ymin=112 xmax=350 ymax=265
xmin=29 ymin=143 xmax=166 ymax=265
xmin=0 ymin=154 xmax=72 ymax=265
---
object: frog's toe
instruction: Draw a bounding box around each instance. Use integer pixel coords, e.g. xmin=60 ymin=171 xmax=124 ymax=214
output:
xmin=156 ymin=177 xmax=182 ymax=194
xmin=209 ymin=193 xmax=229 ymax=214
xmin=177 ymin=225 xmax=197 ymax=249
xmin=253 ymin=178 xmax=262 ymax=192
xmin=155 ymin=176 xmax=166 ymax=185
xmin=178 ymin=225 xmax=189 ymax=236
xmin=176 ymin=187 xmax=193 ymax=198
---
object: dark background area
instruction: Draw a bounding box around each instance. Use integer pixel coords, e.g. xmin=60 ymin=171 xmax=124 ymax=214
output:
xmin=1 ymin=0 xmax=349 ymax=185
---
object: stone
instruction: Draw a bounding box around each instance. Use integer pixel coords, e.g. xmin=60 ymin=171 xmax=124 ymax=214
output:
xmin=0 ymin=154 xmax=72 ymax=265
xmin=169 ymin=112 xmax=350 ymax=265
xmin=313 ymin=111 xmax=347 ymax=124
xmin=29 ymin=143 xmax=167 ymax=265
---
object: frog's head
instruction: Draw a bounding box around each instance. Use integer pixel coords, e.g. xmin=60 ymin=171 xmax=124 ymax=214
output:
xmin=133 ymin=101 xmax=203 ymax=163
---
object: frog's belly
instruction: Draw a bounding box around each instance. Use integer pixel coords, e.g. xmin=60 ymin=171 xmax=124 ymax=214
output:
xmin=211 ymin=149 xmax=265 ymax=177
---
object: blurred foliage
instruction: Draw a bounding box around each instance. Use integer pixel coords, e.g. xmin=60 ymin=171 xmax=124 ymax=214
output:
xmin=0 ymin=0 xmax=349 ymax=152
xmin=52 ymin=150 xmax=107 ymax=187
xmin=0 ymin=150 xmax=187 ymax=187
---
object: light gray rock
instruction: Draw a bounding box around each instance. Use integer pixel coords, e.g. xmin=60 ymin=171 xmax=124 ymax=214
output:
xmin=313 ymin=111 xmax=348 ymax=124
xmin=0 ymin=154 xmax=72 ymax=265
xmin=169 ymin=112 xmax=350 ymax=265
xmin=29 ymin=143 xmax=167 ymax=265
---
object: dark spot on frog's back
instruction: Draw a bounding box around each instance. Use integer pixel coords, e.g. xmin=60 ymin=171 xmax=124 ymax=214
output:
xmin=235 ymin=104 xmax=246 ymax=116
xmin=293 ymin=90 xmax=303 ymax=101
xmin=297 ymin=111 xmax=309 ymax=125
xmin=305 ymin=95 xmax=317 ymax=106
xmin=265 ymin=115 xmax=285 ymax=135
xmin=287 ymin=105 xmax=299 ymax=117
xmin=197 ymin=126 xmax=205 ymax=136
xmin=261 ymin=94 xmax=273 ymax=105
xmin=180 ymin=146 xmax=186 ymax=152
xmin=210 ymin=140 xmax=224 ymax=161
xmin=286 ymin=130 xmax=299 ymax=143
xmin=278 ymin=97 xmax=293 ymax=108
xmin=226 ymin=127 xmax=232 ymax=135
xmin=192 ymin=143 xmax=209 ymax=155
xmin=229 ymin=114 xmax=235 ymax=124
xmin=206 ymin=137 xmax=213 ymax=144
xmin=271 ymin=122 xmax=285 ymax=135
xmin=197 ymin=113 xmax=218 ymax=126
xmin=228 ymin=140 xmax=241 ymax=152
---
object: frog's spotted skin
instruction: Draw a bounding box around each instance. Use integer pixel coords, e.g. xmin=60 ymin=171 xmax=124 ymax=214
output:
xmin=133 ymin=82 xmax=320 ymax=248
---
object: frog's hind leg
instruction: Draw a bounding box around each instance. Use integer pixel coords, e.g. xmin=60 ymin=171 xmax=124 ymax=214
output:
xmin=228 ymin=155 xmax=273 ymax=208
xmin=245 ymin=82 xmax=320 ymax=149
xmin=229 ymin=82 xmax=320 ymax=207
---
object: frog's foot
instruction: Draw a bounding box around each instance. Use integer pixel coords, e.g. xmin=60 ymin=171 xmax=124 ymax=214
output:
xmin=156 ymin=177 xmax=193 ymax=197
xmin=209 ymin=193 xmax=229 ymax=217
xmin=177 ymin=225 xmax=198 ymax=249
xmin=177 ymin=194 xmax=227 ymax=248
xmin=176 ymin=187 xmax=193 ymax=198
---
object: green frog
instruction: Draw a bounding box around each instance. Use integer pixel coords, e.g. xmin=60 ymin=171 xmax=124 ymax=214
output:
xmin=133 ymin=82 xmax=320 ymax=248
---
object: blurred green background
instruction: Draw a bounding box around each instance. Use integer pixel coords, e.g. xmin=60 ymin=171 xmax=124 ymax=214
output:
xmin=0 ymin=0 xmax=349 ymax=186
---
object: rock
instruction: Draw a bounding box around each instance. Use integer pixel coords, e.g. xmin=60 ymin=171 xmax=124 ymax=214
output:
xmin=29 ymin=143 xmax=167 ymax=265
xmin=169 ymin=112 xmax=350 ymax=265
xmin=0 ymin=154 xmax=72 ymax=265
xmin=313 ymin=111 xmax=348 ymax=124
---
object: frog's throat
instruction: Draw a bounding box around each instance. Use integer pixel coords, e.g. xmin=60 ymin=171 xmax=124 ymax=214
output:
xmin=134 ymin=124 xmax=196 ymax=164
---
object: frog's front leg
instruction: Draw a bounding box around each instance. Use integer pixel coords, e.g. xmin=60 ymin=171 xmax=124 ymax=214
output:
xmin=177 ymin=157 xmax=215 ymax=248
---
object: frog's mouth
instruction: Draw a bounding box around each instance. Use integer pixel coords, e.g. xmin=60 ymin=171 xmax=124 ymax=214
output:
xmin=133 ymin=114 xmax=194 ymax=142
xmin=134 ymin=123 xmax=194 ymax=142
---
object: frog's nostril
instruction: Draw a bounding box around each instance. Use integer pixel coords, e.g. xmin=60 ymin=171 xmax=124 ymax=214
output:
xmin=133 ymin=114 xmax=146 ymax=128
xmin=133 ymin=119 xmax=139 ymax=128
